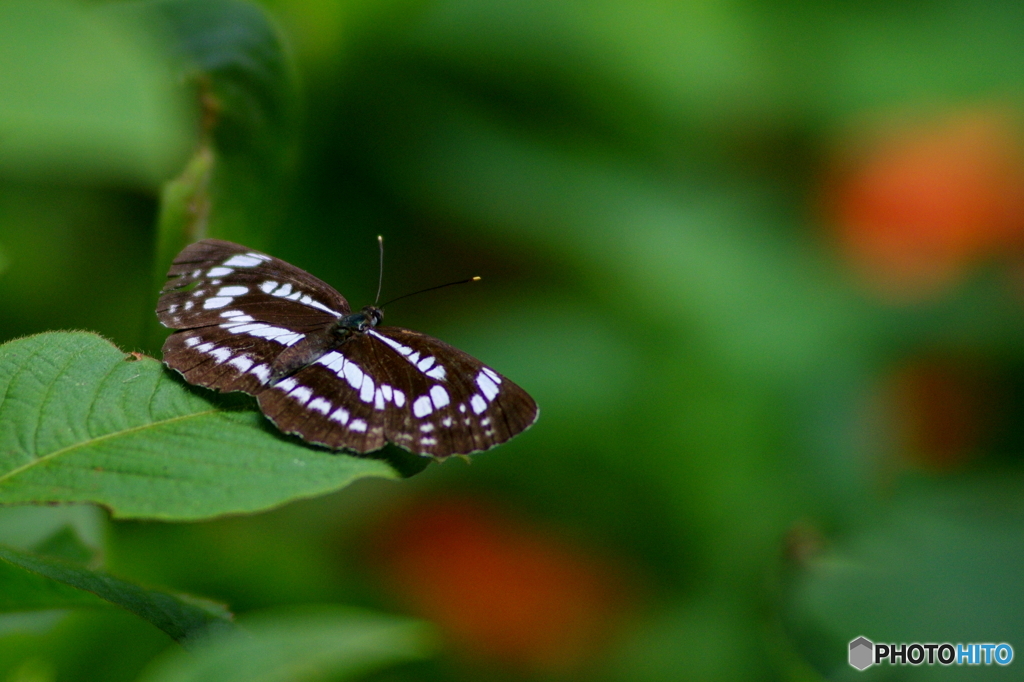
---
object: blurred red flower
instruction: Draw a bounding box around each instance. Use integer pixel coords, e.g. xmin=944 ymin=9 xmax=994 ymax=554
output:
xmin=368 ymin=497 xmax=626 ymax=674
xmin=829 ymin=109 xmax=1024 ymax=299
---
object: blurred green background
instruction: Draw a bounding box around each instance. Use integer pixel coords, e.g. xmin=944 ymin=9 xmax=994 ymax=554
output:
xmin=3 ymin=0 xmax=1024 ymax=680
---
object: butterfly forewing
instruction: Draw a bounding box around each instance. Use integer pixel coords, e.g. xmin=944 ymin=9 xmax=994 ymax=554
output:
xmin=158 ymin=239 xmax=350 ymax=332
xmin=157 ymin=238 xmax=538 ymax=458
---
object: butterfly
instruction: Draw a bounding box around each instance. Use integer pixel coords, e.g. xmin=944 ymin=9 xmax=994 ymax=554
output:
xmin=156 ymin=239 xmax=538 ymax=458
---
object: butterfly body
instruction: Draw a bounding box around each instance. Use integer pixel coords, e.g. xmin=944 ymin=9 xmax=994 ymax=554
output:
xmin=157 ymin=239 xmax=538 ymax=458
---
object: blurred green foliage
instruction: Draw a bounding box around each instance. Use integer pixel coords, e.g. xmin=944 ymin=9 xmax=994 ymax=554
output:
xmin=2 ymin=0 xmax=1024 ymax=680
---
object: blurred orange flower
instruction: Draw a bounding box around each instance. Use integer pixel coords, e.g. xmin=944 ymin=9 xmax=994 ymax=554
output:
xmin=368 ymin=497 xmax=626 ymax=674
xmin=829 ymin=109 xmax=1024 ymax=299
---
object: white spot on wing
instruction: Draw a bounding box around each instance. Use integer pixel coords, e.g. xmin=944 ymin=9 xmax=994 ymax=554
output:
xmin=442 ymin=416 xmax=453 ymax=427
xmin=223 ymin=254 xmax=264 ymax=267
xmin=470 ymin=394 xmax=487 ymax=414
xmin=367 ymin=330 xmax=412 ymax=356
xmin=184 ymin=337 xmax=199 ymax=348
xmin=238 ymin=324 xmax=305 ymax=346
xmin=412 ymin=395 xmax=434 ymax=417
xmin=430 ymin=385 xmax=450 ymax=409
xmin=417 ymin=356 xmax=435 ymax=372
xmin=207 ymin=267 xmax=234 ymax=277
xmin=195 ymin=342 xmax=214 ymax=353
xmin=210 ymin=348 xmax=231 ymax=363
xmin=482 ymin=367 xmax=502 ymax=384
xmin=359 ymin=375 xmax=375 ymax=403
xmin=393 ymin=389 xmax=406 ymax=408
xmin=381 ymin=384 xmax=393 ymax=402
xmin=203 ymin=296 xmax=233 ymax=309
xmin=250 ymin=364 xmax=271 ymax=383
xmin=277 ymin=332 xmax=304 ymax=346
xmin=426 ymin=365 xmax=447 ymax=381
xmin=276 ymin=378 xmax=298 ymax=392
xmin=316 ymin=352 xmax=342 ymax=369
xmin=350 ymin=419 xmax=367 ymax=432
xmin=301 ymin=297 xmax=341 ymax=317
xmin=476 ymin=373 xmax=499 ymax=402
xmin=308 ymin=398 xmax=331 ymax=415
xmin=184 ymin=301 xmax=194 ymax=311
xmin=217 ymin=286 xmax=248 ymax=297
xmin=226 ymin=317 xmax=257 ymax=326
xmin=420 ymin=423 xmax=434 ymax=432
xmin=290 ymin=386 xmax=313 ymax=405
xmin=374 ymin=388 xmax=385 ymax=410
xmin=228 ymin=356 xmax=254 ymax=373
xmin=272 ymin=282 xmax=293 ymax=297
xmin=260 ymin=280 xmax=278 ymax=293
xmin=343 ymin=360 xmax=364 ymax=390
xmin=420 ymin=437 xmax=437 ymax=446
xmin=227 ymin=323 xmax=268 ymax=334
xmin=329 ymin=407 xmax=350 ymax=424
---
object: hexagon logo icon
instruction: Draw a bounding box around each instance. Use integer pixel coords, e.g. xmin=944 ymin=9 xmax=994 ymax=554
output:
xmin=849 ymin=637 xmax=874 ymax=670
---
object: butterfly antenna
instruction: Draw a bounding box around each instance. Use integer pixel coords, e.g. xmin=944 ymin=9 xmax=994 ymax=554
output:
xmin=374 ymin=235 xmax=385 ymax=306
xmin=380 ymin=276 xmax=481 ymax=309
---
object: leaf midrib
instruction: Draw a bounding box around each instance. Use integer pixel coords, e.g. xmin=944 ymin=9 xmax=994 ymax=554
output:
xmin=0 ymin=408 xmax=221 ymax=485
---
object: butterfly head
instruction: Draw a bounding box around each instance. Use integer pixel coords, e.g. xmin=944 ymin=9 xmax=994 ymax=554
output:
xmin=336 ymin=305 xmax=384 ymax=334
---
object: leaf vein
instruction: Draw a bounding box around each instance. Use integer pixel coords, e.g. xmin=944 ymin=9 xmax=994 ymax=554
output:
xmin=0 ymin=408 xmax=222 ymax=486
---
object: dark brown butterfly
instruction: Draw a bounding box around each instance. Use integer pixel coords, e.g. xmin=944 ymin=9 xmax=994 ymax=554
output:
xmin=156 ymin=239 xmax=538 ymax=458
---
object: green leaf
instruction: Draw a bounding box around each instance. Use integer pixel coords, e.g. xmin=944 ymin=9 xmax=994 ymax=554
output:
xmin=0 ymin=332 xmax=399 ymax=520
xmin=126 ymin=0 xmax=299 ymax=254
xmin=138 ymin=607 xmax=436 ymax=682
xmin=0 ymin=543 xmax=231 ymax=648
xmin=32 ymin=525 xmax=96 ymax=564
xmin=0 ymin=550 xmax=109 ymax=612
xmin=140 ymin=0 xmax=296 ymax=159
xmin=0 ymin=504 xmax=105 ymax=553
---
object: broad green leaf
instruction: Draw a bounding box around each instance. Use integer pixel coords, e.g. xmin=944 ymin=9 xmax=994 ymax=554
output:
xmin=138 ymin=0 xmax=296 ymax=160
xmin=0 ymin=543 xmax=231 ymax=648
xmin=0 ymin=332 xmax=399 ymax=520
xmin=125 ymin=0 xmax=299 ymax=252
xmin=32 ymin=526 xmax=96 ymax=565
xmin=0 ymin=504 xmax=105 ymax=553
xmin=0 ymin=551 xmax=109 ymax=612
xmin=138 ymin=607 xmax=435 ymax=682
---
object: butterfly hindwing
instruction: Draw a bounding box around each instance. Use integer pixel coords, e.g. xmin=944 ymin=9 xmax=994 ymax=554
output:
xmin=366 ymin=327 xmax=537 ymax=456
